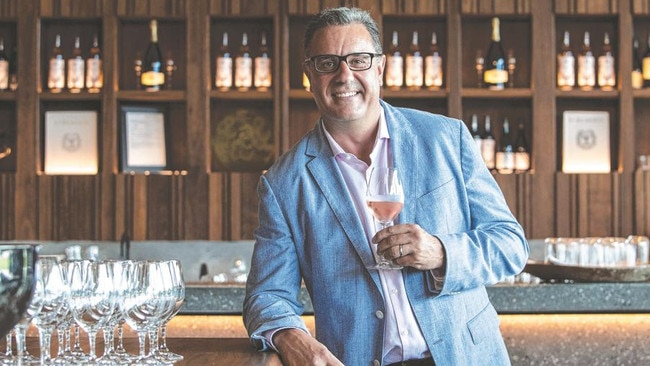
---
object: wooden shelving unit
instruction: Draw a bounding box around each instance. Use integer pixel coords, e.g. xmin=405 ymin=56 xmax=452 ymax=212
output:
xmin=0 ymin=0 xmax=649 ymax=242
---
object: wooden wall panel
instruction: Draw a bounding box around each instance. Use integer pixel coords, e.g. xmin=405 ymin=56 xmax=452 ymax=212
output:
xmin=208 ymin=173 xmax=225 ymax=240
xmin=115 ymin=0 xmax=186 ymax=17
xmin=0 ymin=0 xmax=17 ymax=17
xmin=554 ymin=0 xmax=618 ymax=14
xmin=36 ymin=175 xmax=100 ymax=240
xmin=635 ymin=170 xmax=650 ymax=236
xmin=495 ymin=174 xmax=533 ymax=238
xmin=39 ymin=0 xmax=104 ymax=17
xmin=0 ymin=174 xmax=14 ymax=239
xmin=208 ymin=0 xmax=281 ymax=15
xmin=632 ymin=0 xmax=650 ymax=14
xmin=555 ymin=174 xmax=622 ymax=238
xmin=381 ymin=0 xmax=446 ymax=15
xmin=460 ymin=0 xmax=530 ymax=15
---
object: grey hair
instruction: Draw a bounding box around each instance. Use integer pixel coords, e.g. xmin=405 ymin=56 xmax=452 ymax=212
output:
xmin=304 ymin=7 xmax=382 ymax=57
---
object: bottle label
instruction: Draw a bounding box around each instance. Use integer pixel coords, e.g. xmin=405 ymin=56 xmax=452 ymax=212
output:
xmin=632 ymin=70 xmax=644 ymax=89
xmin=67 ymin=59 xmax=85 ymax=90
xmin=86 ymin=59 xmax=103 ymax=90
xmin=405 ymin=55 xmax=423 ymax=87
xmin=254 ymin=57 xmax=272 ymax=88
xmin=141 ymin=71 xmax=165 ymax=87
xmin=215 ymin=57 xmax=233 ymax=89
xmin=514 ymin=152 xmax=530 ymax=172
xmin=577 ymin=55 xmax=595 ymax=87
xmin=0 ymin=60 xmax=8 ymax=89
xmin=425 ymin=55 xmax=442 ymax=88
xmin=385 ymin=55 xmax=403 ymax=88
xmin=496 ymin=151 xmax=515 ymax=173
xmin=302 ymin=72 xmax=310 ymax=91
xmin=48 ymin=59 xmax=65 ymax=90
xmin=483 ymin=69 xmax=508 ymax=86
xmin=597 ymin=55 xmax=615 ymax=88
xmin=235 ymin=57 xmax=252 ymax=89
xmin=557 ymin=55 xmax=575 ymax=88
xmin=481 ymin=139 xmax=496 ymax=169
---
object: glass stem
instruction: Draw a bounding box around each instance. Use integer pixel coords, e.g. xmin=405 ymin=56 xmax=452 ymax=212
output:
xmin=15 ymin=324 xmax=26 ymax=358
xmin=115 ymin=322 xmax=127 ymax=353
xmin=88 ymin=330 xmax=97 ymax=360
xmin=159 ymin=325 xmax=169 ymax=351
xmin=137 ymin=331 xmax=147 ymax=359
xmin=38 ymin=328 xmax=53 ymax=363
xmin=4 ymin=332 xmax=11 ymax=357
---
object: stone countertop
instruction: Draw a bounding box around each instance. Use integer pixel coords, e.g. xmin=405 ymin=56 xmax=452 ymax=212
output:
xmin=179 ymin=282 xmax=650 ymax=315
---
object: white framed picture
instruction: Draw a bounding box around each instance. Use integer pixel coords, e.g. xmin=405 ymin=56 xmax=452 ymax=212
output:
xmin=562 ymin=110 xmax=611 ymax=173
xmin=44 ymin=110 xmax=98 ymax=175
xmin=121 ymin=106 xmax=167 ymax=172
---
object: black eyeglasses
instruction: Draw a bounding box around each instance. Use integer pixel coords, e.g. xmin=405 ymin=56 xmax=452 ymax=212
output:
xmin=304 ymin=52 xmax=382 ymax=73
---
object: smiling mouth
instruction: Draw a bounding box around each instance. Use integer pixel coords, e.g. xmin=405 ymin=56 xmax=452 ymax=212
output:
xmin=334 ymin=91 xmax=360 ymax=98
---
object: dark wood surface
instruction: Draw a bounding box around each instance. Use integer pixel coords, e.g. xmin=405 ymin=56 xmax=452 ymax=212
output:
xmin=13 ymin=337 xmax=283 ymax=366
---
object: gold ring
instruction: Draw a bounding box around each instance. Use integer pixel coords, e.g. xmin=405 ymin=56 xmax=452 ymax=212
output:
xmin=399 ymin=244 xmax=403 ymax=257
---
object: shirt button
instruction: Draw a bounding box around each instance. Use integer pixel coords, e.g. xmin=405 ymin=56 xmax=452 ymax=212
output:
xmin=401 ymin=329 xmax=409 ymax=336
xmin=391 ymin=288 xmax=398 ymax=294
xmin=375 ymin=310 xmax=384 ymax=319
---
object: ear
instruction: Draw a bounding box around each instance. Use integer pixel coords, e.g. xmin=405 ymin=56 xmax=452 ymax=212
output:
xmin=377 ymin=54 xmax=386 ymax=86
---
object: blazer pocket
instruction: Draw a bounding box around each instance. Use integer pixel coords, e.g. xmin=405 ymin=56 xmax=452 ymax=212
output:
xmin=466 ymin=302 xmax=500 ymax=345
xmin=415 ymin=177 xmax=455 ymax=233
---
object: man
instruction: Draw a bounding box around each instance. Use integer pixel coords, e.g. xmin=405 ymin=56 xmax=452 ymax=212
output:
xmin=243 ymin=7 xmax=529 ymax=366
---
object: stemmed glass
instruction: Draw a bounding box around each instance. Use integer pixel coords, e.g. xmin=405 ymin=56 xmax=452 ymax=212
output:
xmin=366 ymin=166 xmax=405 ymax=270
xmin=67 ymin=260 xmax=118 ymax=364
xmin=155 ymin=259 xmax=185 ymax=363
xmin=98 ymin=259 xmax=134 ymax=364
xmin=121 ymin=261 xmax=170 ymax=365
xmin=31 ymin=257 xmax=69 ymax=365
xmin=11 ymin=259 xmax=44 ymax=365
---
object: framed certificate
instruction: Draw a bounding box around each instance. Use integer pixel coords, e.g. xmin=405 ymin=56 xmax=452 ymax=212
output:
xmin=562 ymin=110 xmax=611 ymax=173
xmin=121 ymin=106 xmax=167 ymax=172
xmin=44 ymin=110 xmax=98 ymax=175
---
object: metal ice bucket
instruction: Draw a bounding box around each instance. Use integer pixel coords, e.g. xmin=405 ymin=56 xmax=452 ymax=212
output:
xmin=0 ymin=243 xmax=39 ymax=338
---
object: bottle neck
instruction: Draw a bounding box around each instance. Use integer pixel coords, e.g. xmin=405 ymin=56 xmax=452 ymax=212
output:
xmin=491 ymin=18 xmax=501 ymax=42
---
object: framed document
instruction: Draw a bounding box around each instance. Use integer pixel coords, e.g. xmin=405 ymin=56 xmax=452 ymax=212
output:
xmin=562 ymin=110 xmax=611 ymax=173
xmin=121 ymin=106 xmax=167 ymax=172
xmin=44 ymin=110 xmax=98 ymax=175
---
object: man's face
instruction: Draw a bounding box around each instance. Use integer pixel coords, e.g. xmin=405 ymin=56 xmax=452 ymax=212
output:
xmin=303 ymin=24 xmax=385 ymax=126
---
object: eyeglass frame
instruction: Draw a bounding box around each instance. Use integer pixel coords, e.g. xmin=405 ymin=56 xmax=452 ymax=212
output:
xmin=304 ymin=52 xmax=383 ymax=73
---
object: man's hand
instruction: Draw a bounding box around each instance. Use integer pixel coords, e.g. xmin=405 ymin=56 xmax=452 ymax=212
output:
xmin=273 ymin=328 xmax=344 ymax=366
xmin=372 ymin=223 xmax=446 ymax=271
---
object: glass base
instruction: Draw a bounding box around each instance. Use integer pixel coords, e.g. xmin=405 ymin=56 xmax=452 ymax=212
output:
xmin=367 ymin=261 xmax=403 ymax=270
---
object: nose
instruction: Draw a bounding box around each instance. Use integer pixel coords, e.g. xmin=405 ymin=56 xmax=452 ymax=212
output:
xmin=334 ymin=59 xmax=356 ymax=81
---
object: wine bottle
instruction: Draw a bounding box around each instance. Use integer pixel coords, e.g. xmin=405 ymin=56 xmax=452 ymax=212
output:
xmin=215 ymin=32 xmax=233 ymax=91
xmin=67 ymin=36 xmax=85 ymax=93
xmin=514 ymin=121 xmax=530 ymax=173
xmin=86 ymin=34 xmax=103 ymax=93
xmin=0 ymin=38 xmax=9 ymax=91
xmin=254 ymin=31 xmax=272 ymax=91
xmin=496 ymin=118 xmax=514 ymax=174
xmin=302 ymin=72 xmax=310 ymax=91
xmin=48 ymin=34 xmax=65 ymax=93
xmin=470 ymin=114 xmax=482 ymax=152
xmin=557 ymin=30 xmax=575 ymax=90
xmin=483 ymin=17 xmax=508 ymax=90
xmin=643 ymin=33 xmax=650 ymax=87
xmin=425 ymin=32 xmax=443 ymax=90
xmin=385 ymin=30 xmax=403 ymax=90
xmin=235 ymin=32 xmax=252 ymax=91
xmin=481 ymin=115 xmax=496 ymax=170
xmin=632 ymin=37 xmax=643 ymax=90
xmin=141 ymin=19 xmax=165 ymax=92
xmin=8 ymin=46 xmax=16 ymax=91
xmin=597 ymin=32 xmax=615 ymax=90
xmin=405 ymin=31 xmax=423 ymax=90
xmin=577 ymin=31 xmax=595 ymax=90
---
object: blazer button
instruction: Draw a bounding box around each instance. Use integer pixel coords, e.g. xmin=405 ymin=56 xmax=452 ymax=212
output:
xmin=371 ymin=359 xmax=381 ymax=366
xmin=375 ymin=310 xmax=384 ymax=319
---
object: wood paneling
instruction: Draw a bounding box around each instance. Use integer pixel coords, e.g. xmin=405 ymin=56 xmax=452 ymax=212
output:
xmin=554 ymin=0 xmax=618 ymax=15
xmin=0 ymin=173 xmax=14 ymax=239
xmin=460 ymin=0 xmax=531 ymax=15
xmin=39 ymin=0 xmax=105 ymax=17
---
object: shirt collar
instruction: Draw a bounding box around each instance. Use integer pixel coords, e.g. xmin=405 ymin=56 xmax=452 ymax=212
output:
xmin=321 ymin=110 xmax=390 ymax=158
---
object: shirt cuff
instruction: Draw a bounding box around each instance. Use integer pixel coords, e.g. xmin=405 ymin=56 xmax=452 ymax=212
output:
xmin=263 ymin=327 xmax=309 ymax=352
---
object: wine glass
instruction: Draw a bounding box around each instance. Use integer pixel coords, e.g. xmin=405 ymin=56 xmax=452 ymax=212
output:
xmin=67 ymin=260 xmax=118 ymax=365
xmin=120 ymin=261 xmax=170 ymax=365
xmin=31 ymin=256 xmax=69 ymax=365
xmin=366 ymin=166 xmax=405 ymax=270
xmin=155 ymin=259 xmax=185 ymax=363
xmin=98 ymin=259 xmax=134 ymax=364
xmin=10 ymin=255 xmax=44 ymax=366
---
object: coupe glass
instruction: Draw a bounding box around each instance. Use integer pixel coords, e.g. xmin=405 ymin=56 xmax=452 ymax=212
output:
xmin=366 ymin=166 xmax=405 ymax=270
xmin=67 ymin=260 xmax=118 ymax=364
xmin=31 ymin=257 xmax=69 ymax=365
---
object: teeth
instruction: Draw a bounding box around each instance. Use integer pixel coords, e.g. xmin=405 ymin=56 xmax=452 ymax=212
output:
xmin=335 ymin=91 xmax=357 ymax=97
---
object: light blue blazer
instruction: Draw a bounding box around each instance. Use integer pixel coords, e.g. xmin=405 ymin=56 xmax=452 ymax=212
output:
xmin=243 ymin=100 xmax=529 ymax=366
